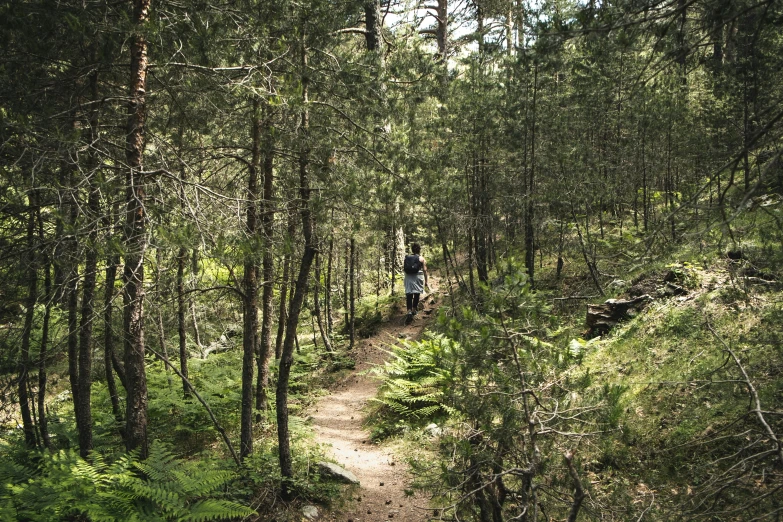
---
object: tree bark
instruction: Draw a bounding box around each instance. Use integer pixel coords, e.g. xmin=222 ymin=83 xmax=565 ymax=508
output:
xmin=76 ymin=177 xmax=100 ymax=457
xmin=104 ymin=254 xmax=123 ymax=425
xmin=278 ymin=40 xmax=318 ymax=499
xmin=257 ymin=103 xmax=275 ymax=414
xmin=314 ymin=252 xmax=333 ymax=353
xmin=18 ymin=206 xmax=38 ymax=448
xmin=525 ymin=63 xmax=538 ymax=288
xmin=37 ymin=208 xmax=51 ymax=448
xmin=349 ymin=235 xmax=356 ymax=348
xmin=326 ymin=236 xmax=333 ymax=335
xmin=364 ymin=0 xmax=381 ymax=52
xmin=241 ymin=96 xmax=262 ymax=459
xmin=176 ymin=138 xmax=190 ymax=398
xmin=275 ymin=212 xmax=295 ymax=360
xmin=123 ymin=0 xmax=151 ymax=458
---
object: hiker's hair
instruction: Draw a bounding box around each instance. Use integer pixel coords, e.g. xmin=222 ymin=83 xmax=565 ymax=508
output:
xmin=411 ymin=243 xmax=421 ymax=254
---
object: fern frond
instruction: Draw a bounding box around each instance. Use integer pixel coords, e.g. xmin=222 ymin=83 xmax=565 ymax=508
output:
xmin=182 ymin=499 xmax=256 ymax=521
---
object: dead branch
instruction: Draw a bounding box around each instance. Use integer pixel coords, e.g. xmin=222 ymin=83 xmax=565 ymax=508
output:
xmin=147 ymin=345 xmax=241 ymax=468
xmin=564 ymin=450 xmax=585 ymax=522
xmin=707 ymin=322 xmax=783 ymax=466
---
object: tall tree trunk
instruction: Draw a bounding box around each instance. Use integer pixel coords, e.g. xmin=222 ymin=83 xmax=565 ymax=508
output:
xmin=18 ymin=206 xmax=38 ymax=448
xmin=389 ymin=220 xmax=397 ymax=296
xmin=349 ymin=236 xmax=356 ymax=349
xmin=257 ymin=103 xmax=275 ymax=414
xmin=475 ymin=147 xmax=489 ymax=283
xmin=436 ymin=0 xmax=448 ymax=61
xmin=278 ymin=40 xmax=318 ymax=499
xmin=326 ymin=236 xmax=334 ymax=335
xmin=176 ymin=139 xmax=190 ymax=398
xmin=641 ymin=107 xmax=648 ymax=232
xmin=177 ymin=245 xmax=189 ymax=396
xmin=314 ymin=252 xmax=333 ymax=352
xmin=76 ymin=62 xmax=102 ymax=458
xmin=524 ymin=63 xmax=538 ymax=288
xmin=155 ymin=249 xmax=172 ymax=388
xmin=77 ymin=177 xmax=100 ymax=457
xmin=343 ymin=242 xmax=349 ymax=324
xmin=241 ymin=97 xmax=262 ymax=459
xmin=275 ymin=212 xmax=295 ymax=360
xmin=123 ymin=0 xmax=151 ymax=458
xmin=37 ymin=208 xmax=51 ymax=448
xmin=66 ymin=190 xmax=80 ymax=430
xmin=104 ymin=254 xmax=123 ymax=425
xmin=364 ymin=0 xmax=381 ymax=52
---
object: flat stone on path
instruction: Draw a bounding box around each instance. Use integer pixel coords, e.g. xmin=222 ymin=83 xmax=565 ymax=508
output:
xmin=302 ymin=505 xmax=319 ymax=520
xmin=317 ymin=461 xmax=360 ymax=484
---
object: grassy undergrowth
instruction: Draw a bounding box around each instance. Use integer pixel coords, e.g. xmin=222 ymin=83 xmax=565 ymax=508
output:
xmin=368 ymin=233 xmax=783 ymax=520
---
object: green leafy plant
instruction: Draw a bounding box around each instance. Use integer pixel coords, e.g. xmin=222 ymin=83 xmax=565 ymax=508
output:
xmin=566 ymin=337 xmax=600 ymax=362
xmin=1 ymin=442 xmax=255 ymax=521
xmin=369 ymin=335 xmax=457 ymax=436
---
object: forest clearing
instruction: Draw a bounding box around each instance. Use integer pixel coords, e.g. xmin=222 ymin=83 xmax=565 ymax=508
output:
xmin=1 ymin=0 xmax=782 ymax=520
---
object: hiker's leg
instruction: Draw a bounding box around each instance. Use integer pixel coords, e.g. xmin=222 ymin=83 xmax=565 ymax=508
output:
xmin=412 ymin=292 xmax=420 ymax=311
xmin=406 ymin=293 xmax=413 ymax=312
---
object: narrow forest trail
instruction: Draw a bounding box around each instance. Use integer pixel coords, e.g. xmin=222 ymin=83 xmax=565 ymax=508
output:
xmin=312 ymin=278 xmax=441 ymax=522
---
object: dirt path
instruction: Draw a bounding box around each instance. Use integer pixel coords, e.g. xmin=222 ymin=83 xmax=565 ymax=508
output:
xmin=311 ymin=283 xmax=440 ymax=522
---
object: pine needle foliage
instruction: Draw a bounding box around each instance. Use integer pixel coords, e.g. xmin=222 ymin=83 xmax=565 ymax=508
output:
xmin=0 ymin=441 xmax=255 ymax=521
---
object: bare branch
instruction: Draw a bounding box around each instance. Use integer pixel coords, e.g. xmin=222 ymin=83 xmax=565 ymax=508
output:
xmin=707 ymin=322 xmax=783 ymax=466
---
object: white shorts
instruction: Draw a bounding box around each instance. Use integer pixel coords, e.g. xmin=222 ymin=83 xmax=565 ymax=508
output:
xmin=404 ymin=272 xmax=424 ymax=294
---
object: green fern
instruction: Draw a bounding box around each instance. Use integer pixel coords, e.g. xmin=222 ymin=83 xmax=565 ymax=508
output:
xmin=371 ymin=334 xmax=457 ymax=423
xmin=0 ymin=441 xmax=255 ymax=521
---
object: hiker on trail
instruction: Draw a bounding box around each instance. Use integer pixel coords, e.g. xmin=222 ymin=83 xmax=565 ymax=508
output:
xmin=403 ymin=243 xmax=428 ymax=322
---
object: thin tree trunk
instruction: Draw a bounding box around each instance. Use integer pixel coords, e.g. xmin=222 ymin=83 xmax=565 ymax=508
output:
xmin=349 ymin=236 xmax=356 ymax=349
xmin=76 ymin=179 xmax=100 ymax=457
xmin=155 ymin=249 xmax=172 ymax=388
xmin=257 ymin=103 xmax=275 ymax=414
xmin=104 ymin=255 xmax=123 ymax=425
xmin=389 ymin=221 xmax=397 ymax=296
xmin=326 ymin=236 xmax=333 ymax=335
xmin=190 ymin=300 xmax=202 ymax=353
xmin=123 ymin=0 xmax=152 ymax=458
xmin=435 ymin=217 xmax=456 ymax=311
xmin=190 ymin=246 xmax=203 ymax=352
xmin=18 ymin=207 xmax=38 ymax=447
xmin=275 ymin=213 xmax=295 ymax=360
xmin=75 ymin=64 xmax=103 ymax=458
xmin=37 ymin=208 xmax=51 ymax=448
xmin=572 ymin=207 xmax=605 ymax=297
xmin=641 ymin=113 xmax=648 ymax=232
xmin=66 ymin=216 xmax=80 ymax=431
xmin=241 ymin=96 xmax=262 ymax=460
xmin=525 ymin=63 xmax=538 ymax=287
xmin=278 ymin=40 xmax=318 ymax=499
xmin=177 ymin=246 xmax=189 ymax=396
xmin=314 ymin=252 xmax=333 ymax=353
xmin=177 ymin=149 xmax=190 ymax=398
xmin=343 ymin=242 xmax=349 ymax=325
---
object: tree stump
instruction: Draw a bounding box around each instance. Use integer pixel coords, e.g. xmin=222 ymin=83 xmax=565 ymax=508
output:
xmin=586 ymin=294 xmax=652 ymax=337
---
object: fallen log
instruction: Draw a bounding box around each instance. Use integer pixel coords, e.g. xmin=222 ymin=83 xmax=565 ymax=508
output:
xmin=586 ymin=294 xmax=653 ymax=337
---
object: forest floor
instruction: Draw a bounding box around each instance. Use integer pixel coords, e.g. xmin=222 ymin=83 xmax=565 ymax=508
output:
xmin=311 ymin=279 xmax=441 ymax=522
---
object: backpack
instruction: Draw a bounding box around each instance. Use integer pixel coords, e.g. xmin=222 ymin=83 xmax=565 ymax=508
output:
xmin=403 ymin=254 xmax=422 ymax=275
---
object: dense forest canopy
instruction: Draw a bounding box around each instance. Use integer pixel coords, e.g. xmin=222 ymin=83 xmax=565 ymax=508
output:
xmin=1 ymin=0 xmax=782 ymax=519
